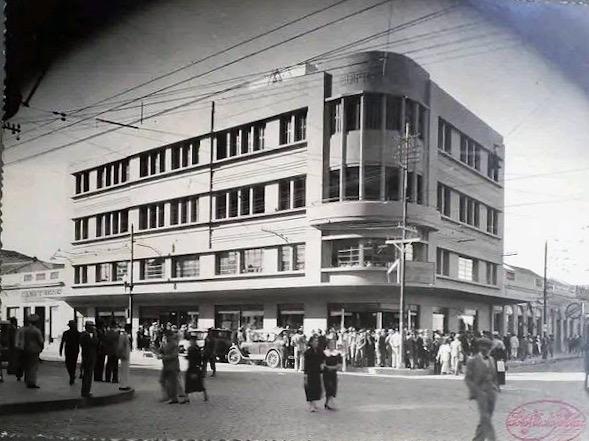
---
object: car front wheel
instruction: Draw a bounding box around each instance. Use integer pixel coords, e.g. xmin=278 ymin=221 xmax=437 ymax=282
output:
xmin=227 ymin=348 xmax=242 ymax=365
xmin=266 ymin=350 xmax=281 ymax=369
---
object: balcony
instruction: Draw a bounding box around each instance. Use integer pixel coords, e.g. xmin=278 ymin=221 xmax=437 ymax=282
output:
xmin=321 ymin=260 xmax=435 ymax=286
xmin=308 ymin=200 xmax=440 ymax=230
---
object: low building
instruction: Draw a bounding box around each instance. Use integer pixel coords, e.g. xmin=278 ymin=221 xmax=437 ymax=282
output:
xmin=0 ymin=250 xmax=74 ymax=343
xmin=496 ymin=264 xmax=586 ymax=352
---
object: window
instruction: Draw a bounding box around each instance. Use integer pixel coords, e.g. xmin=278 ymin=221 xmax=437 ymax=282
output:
xmin=436 ymin=248 xmax=450 ymax=276
xmin=74 ymin=265 xmax=88 ymax=284
xmin=139 ymin=204 xmax=165 ymax=230
xmin=252 ymin=185 xmax=265 ymax=214
xmin=386 ymin=96 xmax=402 ymax=131
xmin=328 ymin=100 xmax=342 ymax=135
xmin=330 ymin=239 xmax=393 ymax=268
xmin=405 ymin=99 xmax=416 ymax=134
xmin=487 ymin=207 xmax=499 ymax=235
xmin=96 ymin=263 xmax=112 ymax=283
xmin=95 ymin=210 xmax=128 ymax=237
xmin=35 ymin=273 xmax=46 ymax=281
xmin=458 ymin=256 xmax=476 ymax=282
xmin=364 ymin=165 xmax=381 ymax=200
xmin=345 ymin=96 xmax=361 ymax=131
xmin=438 ymin=118 xmax=452 ymax=153
xmin=486 ymin=262 xmax=497 ymax=285
xmin=279 ymin=244 xmax=305 ymax=271
xmin=279 ymin=115 xmax=293 ymax=145
xmin=229 ymin=191 xmax=239 ymax=218
xmin=241 ymin=249 xmax=263 ymax=273
xmin=171 ymin=197 xmax=198 ymax=225
xmin=364 ymin=94 xmax=382 ymax=130
xmin=278 ymin=176 xmax=306 ymax=210
xmin=294 ymin=111 xmax=307 ymax=141
xmin=417 ymin=104 xmax=426 ymax=140
xmin=459 ymin=195 xmax=480 ymax=228
xmin=23 ymin=274 xmax=33 ymax=282
xmin=488 ymin=152 xmax=500 ymax=181
xmin=327 ymin=169 xmax=340 ymax=201
xmin=460 ymin=136 xmax=483 ymax=171
xmin=344 ymin=166 xmax=359 ymax=200
xmin=385 ymin=167 xmax=400 ymax=201
xmin=215 ymin=194 xmax=227 ymax=219
xmin=173 ymin=255 xmax=200 ymax=278
xmin=248 ymin=123 xmax=263 ymax=152
xmin=240 ymin=188 xmax=251 ymax=216
xmin=140 ymin=149 xmax=166 ymax=177
xmin=74 ymin=218 xmax=89 ymax=240
xmin=140 ymin=258 xmax=165 ymax=280
xmin=241 ymin=127 xmax=251 ymax=154
xmin=216 ymin=251 xmax=238 ymax=275
xmin=216 ymin=133 xmax=227 ymax=160
xmin=74 ymin=171 xmax=90 ymax=194
xmin=50 ymin=271 xmax=59 ymax=280
xmin=229 ymin=129 xmax=240 ymax=157
xmin=437 ymin=183 xmax=451 ymax=217
xmin=97 ymin=168 xmax=104 ymax=189
xmin=416 ymin=174 xmax=423 ymax=205
xmin=114 ymin=262 xmax=128 ymax=281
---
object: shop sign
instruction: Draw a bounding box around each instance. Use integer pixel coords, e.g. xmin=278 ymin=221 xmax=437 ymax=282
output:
xmin=20 ymin=288 xmax=63 ymax=302
xmin=565 ymin=302 xmax=582 ymax=320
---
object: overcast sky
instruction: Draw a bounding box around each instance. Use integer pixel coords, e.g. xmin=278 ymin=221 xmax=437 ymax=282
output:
xmin=3 ymin=0 xmax=589 ymax=284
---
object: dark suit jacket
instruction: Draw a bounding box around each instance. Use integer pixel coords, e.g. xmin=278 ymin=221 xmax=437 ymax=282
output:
xmin=80 ymin=331 xmax=99 ymax=365
xmin=465 ymin=354 xmax=497 ymax=399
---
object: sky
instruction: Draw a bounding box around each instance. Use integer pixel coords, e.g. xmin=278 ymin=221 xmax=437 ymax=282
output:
xmin=2 ymin=0 xmax=589 ymax=284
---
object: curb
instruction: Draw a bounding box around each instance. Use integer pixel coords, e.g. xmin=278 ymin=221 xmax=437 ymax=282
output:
xmin=0 ymin=388 xmax=135 ymax=416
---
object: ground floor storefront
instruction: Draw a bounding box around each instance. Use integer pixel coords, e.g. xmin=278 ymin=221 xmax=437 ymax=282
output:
xmin=60 ymin=285 xmax=511 ymax=336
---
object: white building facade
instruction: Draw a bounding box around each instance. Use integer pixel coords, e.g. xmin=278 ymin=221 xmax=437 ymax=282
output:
xmin=64 ymin=52 xmax=514 ymax=334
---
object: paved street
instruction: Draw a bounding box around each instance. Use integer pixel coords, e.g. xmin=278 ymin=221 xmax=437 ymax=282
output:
xmin=1 ymin=358 xmax=589 ymax=441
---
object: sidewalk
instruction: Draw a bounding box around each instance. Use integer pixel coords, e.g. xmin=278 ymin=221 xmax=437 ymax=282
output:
xmin=0 ymin=363 xmax=134 ymax=415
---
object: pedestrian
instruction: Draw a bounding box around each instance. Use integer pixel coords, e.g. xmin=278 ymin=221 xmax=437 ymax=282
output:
xmin=159 ymin=330 xmax=185 ymax=404
xmin=465 ymin=337 xmax=499 ymax=441
xmin=22 ymin=315 xmax=44 ymax=389
xmin=203 ymin=328 xmax=216 ymax=377
xmin=322 ymin=337 xmax=342 ymax=410
xmin=376 ymin=330 xmax=386 ymax=367
xmin=103 ymin=322 xmax=120 ymax=383
xmin=437 ymin=338 xmax=451 ymax=375
xmin=391 ymin=329 xmax=402 ymax=368
xmin=184 ymin=331 xmax=208 ymax=402
xmin=94 ymin=321 xmax=106 ymax=382
xmin=80 ymin=321 xmax=99 ymax=398
xmin=117 ymin=324 xmax=132 ymax=391
xmin=304 ymin=336 xmax=324 ymax=412
xmin=6 ymin=317 xmax=20 ymax=378
xmin=450 ymin=334 xmax=463 ymax=375
xmin=509 ymin=333 xmax=519 ymax=360
xmin=292 ymin=329 xmax=306 ymax=372
xmin=59 ymin=320 xmax=80 ymax=385
xmin=491 ymin=333 xmax=507 ymax=389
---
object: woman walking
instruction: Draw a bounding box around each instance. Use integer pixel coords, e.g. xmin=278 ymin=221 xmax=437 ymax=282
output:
xmin=184 ymin=332 xmax=208 ymax=402
xmin=159 ymin=331 xmax=185 ymax=404
xmin=323 ymin=338 xmax=343 ymax=410
xmin=436 ymin=338 xmax=451 ymax=374
xmin=304 ymin=336 xmax=324 ymax=412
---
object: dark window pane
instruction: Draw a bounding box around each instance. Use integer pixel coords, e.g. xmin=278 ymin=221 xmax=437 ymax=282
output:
xmin=345 ymin=166 xmax=359 ymax=200
xmin=229 ymin=191 xmax=239 ymax=217
xmin=385 ymin=167 xmax=400 ymax=201
xmin=345 ymin=96 xmax=360 ymax=131
xmin=328 ymin=169 xmax=340 ymax=201
xmin=217 ymin=134 xmax=227 ymax=160
xmin=364 ymin=95 xmax=382 ymax=130
xmin=191 ymin=141 xmax=199 ymax=165
xmin=172 ymin=146 xmax=180 ymax=169
xmin=386 ymin=96 xmax=402 ymax=131
xmin=240 ymin=189 xmax=250 ymax=215
xmin=216 ymin=195 xmax=227 ymax=219
xmin=364 ymin=165 xmax=381 ymax=200
xmin=293 ymin=177 xmax=306 ymax=208
xmin=253 ymin=185 xmax=265 ymax=214
xmin=279 ymin=180 xmax=291 ymax=211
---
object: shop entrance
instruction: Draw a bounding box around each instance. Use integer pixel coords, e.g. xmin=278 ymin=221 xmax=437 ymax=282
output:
xmin=139 ymin=306 xmax=199 ymax=328
xmin=327 ymin=304 xmax=419 ymax=331
xmin=215 ymin=305 xmax=263 ymax=331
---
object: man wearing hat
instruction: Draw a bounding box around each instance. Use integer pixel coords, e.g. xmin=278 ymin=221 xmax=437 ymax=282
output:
xmin=465 ymin=337 xmax=499 ymax=441
xmin=80 ymin=321 xmax=99 ymax=397
xmin=22 ymin=314 xmax=44 ymax=388
xmin=59 ymin=320 xmax=80 ymax=385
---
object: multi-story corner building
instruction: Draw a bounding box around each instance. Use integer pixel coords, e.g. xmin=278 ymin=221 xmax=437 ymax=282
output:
xmin=62 ymin=52 xmax=513 ymax=334
xmin=0 ymin=251 xmax=73 ymax=343
xmin=499 ymin=264 xmax=587 ymax=352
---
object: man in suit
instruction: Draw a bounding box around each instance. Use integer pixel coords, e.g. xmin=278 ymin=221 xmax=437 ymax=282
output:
xmin=203 ymin=328 xmax=216 ymax=377
xmin=465 ymin=337 xmax=499 ymax=441
xmin=103 ymin=322 xmax=120 ymax=383
xmin=59 ymin=320 xmax=80 ymax=385
xmin=93 ymin=320 xmax=106 ymax=382
xmin=80 ymin=321 xmax=99 ymax=397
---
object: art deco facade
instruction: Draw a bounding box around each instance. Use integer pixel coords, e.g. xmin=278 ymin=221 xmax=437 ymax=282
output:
xmin=62 ymin=52 xmax=510 ymax=334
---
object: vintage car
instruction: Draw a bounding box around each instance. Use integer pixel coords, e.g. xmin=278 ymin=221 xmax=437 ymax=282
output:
xmin=226 ymin=328 xmax=294 ymax=368
xmin=178 ymin=328 xmax=232 ymax=361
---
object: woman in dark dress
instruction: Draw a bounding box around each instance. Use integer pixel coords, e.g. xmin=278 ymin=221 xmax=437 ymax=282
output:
xmin=323 ymin=338 xmax=343 ymax=410
xmin=184 ymin=333 xmax=208 ymax=402
xmin=490 ymin=336 xmax=507 ymax=388
xmin=304 ymin=336 xmax=324 ymax=412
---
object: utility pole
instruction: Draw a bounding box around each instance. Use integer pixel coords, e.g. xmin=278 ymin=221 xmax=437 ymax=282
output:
xmin=127 ymin=224 xmax=135 ymax=337
xmin=543 ymin=240 xmax=548 ymax=335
